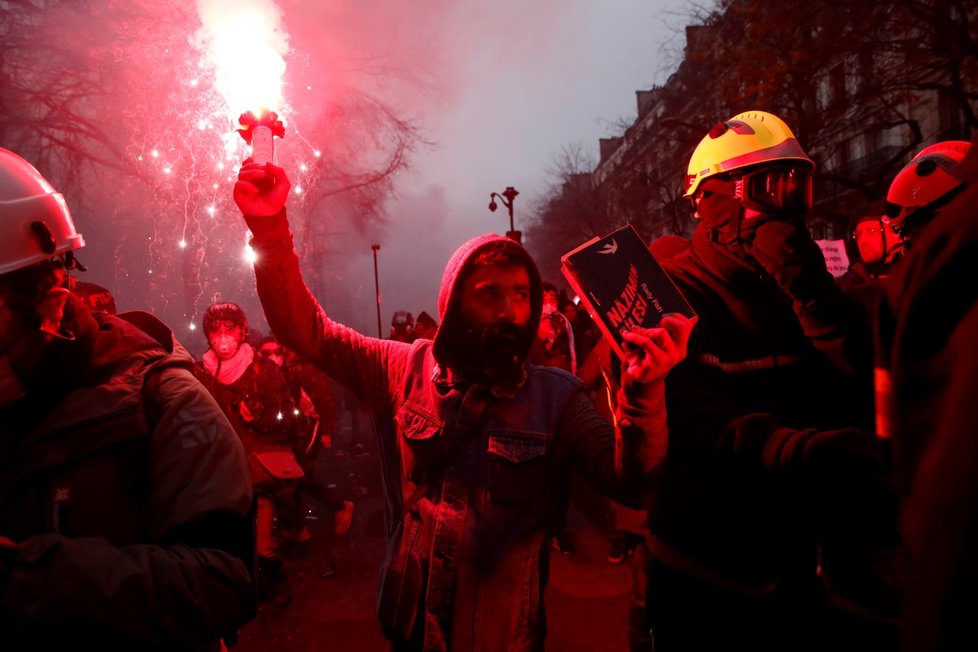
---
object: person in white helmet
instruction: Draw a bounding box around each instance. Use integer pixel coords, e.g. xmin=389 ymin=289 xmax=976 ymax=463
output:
xmin=0 ymin=148 xmax=255 ymax=650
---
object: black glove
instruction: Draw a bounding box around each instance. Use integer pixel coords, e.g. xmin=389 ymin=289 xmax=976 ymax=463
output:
xmin=741 ymin=217 xmax=835 ymax=302
xmin=743 ymin=217 xmax=872 ymax=374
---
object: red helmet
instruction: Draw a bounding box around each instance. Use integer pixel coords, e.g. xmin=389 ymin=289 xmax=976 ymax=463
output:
xmin=885 ymin=140 xmax=971 ymax=235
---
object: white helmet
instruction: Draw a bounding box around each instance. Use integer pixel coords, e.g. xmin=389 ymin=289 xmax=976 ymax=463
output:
xmin=0 ymin=148 xmax=85 ymax=276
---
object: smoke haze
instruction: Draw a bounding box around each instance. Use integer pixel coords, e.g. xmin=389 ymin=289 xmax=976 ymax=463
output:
xmin=0 ymin=0 xmax=691 ymax=349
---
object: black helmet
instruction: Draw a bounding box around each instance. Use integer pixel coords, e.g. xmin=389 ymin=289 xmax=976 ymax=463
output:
xmin=416 ymin=311 xmax=437 ymax=330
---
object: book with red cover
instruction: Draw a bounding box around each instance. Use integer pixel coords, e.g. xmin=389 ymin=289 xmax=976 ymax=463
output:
xmin=561 ymin=224 xmax=695 ymax=359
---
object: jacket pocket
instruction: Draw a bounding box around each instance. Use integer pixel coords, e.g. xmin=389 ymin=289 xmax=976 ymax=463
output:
xmin=487 ymin=432 xmax=548 ymax=506
xmin=395 ymin=404 xmax=443 ymax=483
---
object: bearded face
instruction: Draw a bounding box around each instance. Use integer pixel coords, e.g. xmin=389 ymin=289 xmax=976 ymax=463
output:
xmin=453 ymin=263 xmax=534 ymax=384
xmin=465 ymin=320 xmax=530 ymax=364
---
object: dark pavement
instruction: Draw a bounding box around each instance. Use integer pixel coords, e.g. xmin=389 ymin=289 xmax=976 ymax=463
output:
xmin=233 ymin=425 xmax=637 ymax=652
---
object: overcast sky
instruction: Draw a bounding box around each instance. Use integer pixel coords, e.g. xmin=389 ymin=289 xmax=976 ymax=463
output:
xmin=339 ymin=0 xmax=694 ymax=333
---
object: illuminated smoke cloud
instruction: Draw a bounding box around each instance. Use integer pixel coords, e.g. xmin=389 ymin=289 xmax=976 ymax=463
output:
xmin=194 ymin=0 xmax=290 ymax=116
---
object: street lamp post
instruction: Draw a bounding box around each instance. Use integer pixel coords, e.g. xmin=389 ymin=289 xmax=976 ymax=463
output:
xmin=489 ymin=186 xmax=520 ymax=243
xmin=371 ymin=244 xmax=382 ymax=338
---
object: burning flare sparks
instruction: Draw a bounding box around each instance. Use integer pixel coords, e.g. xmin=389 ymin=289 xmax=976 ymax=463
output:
xmin=127 ymin=1 xmax=330 ymax=337
xmin=195 ymin=0 xmax=289 ymax=118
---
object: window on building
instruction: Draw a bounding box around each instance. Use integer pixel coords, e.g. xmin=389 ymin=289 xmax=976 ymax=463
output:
xmin=857 ymin=49 xmax=875 ymax=88
xmin=828 ymin=64 xmax=847 ymax=107
xmin=938 ymin=91 xmax=964 ymax=140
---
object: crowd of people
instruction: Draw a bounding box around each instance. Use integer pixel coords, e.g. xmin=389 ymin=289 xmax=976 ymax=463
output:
xmin=194 ymin=303 xmax=357 ymax=608
xmin=387 ymin=311 xmax=440 ymax=344
xmin=0 ymin=104 xmax=975 ymax=652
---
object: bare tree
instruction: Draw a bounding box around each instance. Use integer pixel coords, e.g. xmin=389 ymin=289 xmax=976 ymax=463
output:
xmin=682 ymin=0 xmax=976 ymax=223
xmin=523 ymin=143 xmax=616 ymax=285
xmin=0 ymin=0 xmax=425 ymax=331
xmin=547 ymin=0 xmax=978 ymax=252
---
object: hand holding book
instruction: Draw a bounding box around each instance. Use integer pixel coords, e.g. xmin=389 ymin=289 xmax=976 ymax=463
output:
xmin=561 ymin=224 xmax=697 ymax=362
xmin=620 ymin=313 xmax=697 ymax=383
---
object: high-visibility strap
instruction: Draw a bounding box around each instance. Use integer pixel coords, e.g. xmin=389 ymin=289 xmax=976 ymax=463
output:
xmin=697 ymin=352 xmax=805 ymax=373
xmin=874 ymin=366 xmax=893 ymax=439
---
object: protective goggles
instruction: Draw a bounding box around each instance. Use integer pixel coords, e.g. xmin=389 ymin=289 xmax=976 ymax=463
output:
xmin=735 ymin=165 xmax=813 ymax=212
xmin=691 ymin=165 xmax=813 ymax=213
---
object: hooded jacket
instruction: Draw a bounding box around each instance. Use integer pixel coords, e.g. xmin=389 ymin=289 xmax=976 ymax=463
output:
xmin=0 ymin=308 xmax=255 ymax=651
xmin=246 ymin=213 xmax=669 ymax=651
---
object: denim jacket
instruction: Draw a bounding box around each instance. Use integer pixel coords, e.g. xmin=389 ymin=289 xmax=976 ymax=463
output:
xmin=247 ymin=217 xmax=668 ymax=651
xmin=380 ymin=340 xmax=616 ymax=651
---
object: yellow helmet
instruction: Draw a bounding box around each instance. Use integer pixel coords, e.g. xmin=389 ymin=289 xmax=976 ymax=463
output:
xmin=684 ymin=110 xmax=814 ymax=199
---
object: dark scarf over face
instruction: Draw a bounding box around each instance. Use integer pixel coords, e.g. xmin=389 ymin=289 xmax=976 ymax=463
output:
xmin=25 ymin=294 xmax=98 ymax=394
xmin=693 ymin=190 xmax=806 ymax=280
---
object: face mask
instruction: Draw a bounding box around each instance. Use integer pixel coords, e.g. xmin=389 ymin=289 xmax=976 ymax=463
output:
xmin=210 ymin=333 xmax=242 ymax=360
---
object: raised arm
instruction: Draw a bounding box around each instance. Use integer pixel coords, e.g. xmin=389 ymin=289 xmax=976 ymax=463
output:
xmin=233 ymin=161 xmax=408 ymax=405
